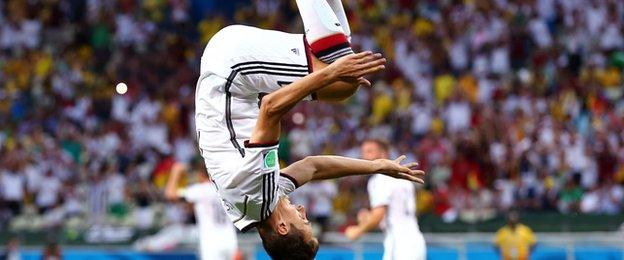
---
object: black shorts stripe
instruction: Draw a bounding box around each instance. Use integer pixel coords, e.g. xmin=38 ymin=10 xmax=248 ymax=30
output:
xmin=239 ymin=70 xmax=307 ymax=77
xmin=224 ymin=70 xmax=245 ymax=157
xmin=231 ymin=61 xmax=308 ymax=70
xmin=233 ymin=65 xmax=309 ymax=73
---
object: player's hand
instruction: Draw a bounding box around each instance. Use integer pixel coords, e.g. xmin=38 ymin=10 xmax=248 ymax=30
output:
xmin=375 ymin=155 xmax=425 ymax=184
xmin=328 ymin=51 xmax=386 ymax=81
xmin=345 ymin=225 xmax=364 ymax=241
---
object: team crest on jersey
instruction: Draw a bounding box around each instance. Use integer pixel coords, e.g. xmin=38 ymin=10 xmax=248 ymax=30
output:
xmin=263 ymin=149 xmax=278 ymax=169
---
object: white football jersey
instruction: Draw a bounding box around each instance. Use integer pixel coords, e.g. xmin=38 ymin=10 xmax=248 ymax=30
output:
xmin=368 ymin=174 xmax=426 ymax=260
xmin=196 ymin=25 xmax=313 ymax=156
xmin=195 ymin=25 xmax=309 ymax=231
xmin=181 ymin=182 xmax=237 ymax=259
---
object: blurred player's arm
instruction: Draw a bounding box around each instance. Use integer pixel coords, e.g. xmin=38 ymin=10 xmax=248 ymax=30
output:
xmin=164 ymin=162 xmax=187 ymax=201
xmin=345 ymin=206 xmax=387 ymax=240
xmin=281 ymin=155 xmax=424 ymax=187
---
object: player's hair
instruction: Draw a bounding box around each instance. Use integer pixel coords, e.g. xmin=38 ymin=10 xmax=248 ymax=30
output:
xmin=363 ymin=138 xmax=389 ymax=152
xmin=257 ymin=222 xmax=319 ymax=260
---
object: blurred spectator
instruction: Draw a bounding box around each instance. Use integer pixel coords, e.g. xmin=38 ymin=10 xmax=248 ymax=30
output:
xmin=41 ymin=242 xmax=61 ymax=260
xmin=0 ymin=237 xmax=20 ymax=260
xmin=494 ymin=211 xmax=537 ymax=260
xmin=0 ymin=157 xmax=25 ymax=217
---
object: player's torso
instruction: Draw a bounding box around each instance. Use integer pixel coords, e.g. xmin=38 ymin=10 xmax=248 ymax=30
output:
xmin=200 ymin=24 xmax=310 ymax=102
xmin=372 ymin=175 xmax=420 ymax=234
xmin=190 ymin=183 xmax=237 ymax=239
xmin=195 ymin=25 xmax=311 ymax=154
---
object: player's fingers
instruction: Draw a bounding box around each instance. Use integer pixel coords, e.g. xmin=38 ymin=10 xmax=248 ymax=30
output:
xmin=410 ymin=170 xmax=426 ymax=177
xmin=356 ymin=65 xmax=385 ymax=78
xmin=403 ymin=162 xmax=419 ymax=169
xmin=358 ymin=77 xmax=371 ymax=88
xmin=357 ymin=53 xmax=383 ymax=63
xmin=398 ymin=172 xmax=425 ymax=184
xmin=358 ymin=56 xmax=386 ymax=68
xmin=394 ymin=155 xmax=407 ymax=164
xmin=351 ymin=51 xmax=373 ymax=60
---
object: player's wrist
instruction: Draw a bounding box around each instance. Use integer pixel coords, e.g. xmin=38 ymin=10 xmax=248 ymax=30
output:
xmin=371 ymin=159 xmax=387 ymax=173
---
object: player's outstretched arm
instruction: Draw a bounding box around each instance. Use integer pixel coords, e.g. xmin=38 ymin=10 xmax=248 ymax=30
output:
xmin=249 ymin=52 xmax=385 ymax=144
xmin=164 ymin=162 xmax=187 ymax=201
xmin=345 ymin=207 xmax=387 ymax=240
xmin=281 ymin=155 xmax=424 ymax=187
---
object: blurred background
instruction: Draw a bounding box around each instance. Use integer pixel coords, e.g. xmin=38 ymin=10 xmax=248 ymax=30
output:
xmin=1 ymin=0 xmax=623 ymax=259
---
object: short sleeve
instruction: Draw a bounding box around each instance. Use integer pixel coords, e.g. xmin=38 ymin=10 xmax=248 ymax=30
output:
xmin=368 ymin=175 xmax=393 ymax=208
xmin=277 ymin=173 xmax=299 ymax=195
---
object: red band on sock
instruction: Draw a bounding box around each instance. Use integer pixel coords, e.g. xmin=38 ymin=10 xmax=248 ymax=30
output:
xmin=309 ymin=33 xmax=350 ymax=54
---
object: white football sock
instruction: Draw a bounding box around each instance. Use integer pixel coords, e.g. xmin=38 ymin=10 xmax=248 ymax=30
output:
xmin=296 ymin=0 xmax=353 ymax=63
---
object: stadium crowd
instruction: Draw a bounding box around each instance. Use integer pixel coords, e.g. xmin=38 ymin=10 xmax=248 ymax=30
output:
xmin=1 ymin=0 xmax=624 ymax=234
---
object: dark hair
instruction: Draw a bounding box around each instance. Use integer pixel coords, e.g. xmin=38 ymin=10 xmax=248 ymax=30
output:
xmin=258 ymin=223 xmax=319 ymax=260
xmin=363 ymin=138 xmax=389 ymax=152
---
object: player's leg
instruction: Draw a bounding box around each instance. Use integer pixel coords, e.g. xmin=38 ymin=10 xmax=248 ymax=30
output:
xmin=296 ymin=0 xmax=353 ymax=64
xmin=326 ymin=0 xmax=351 ymax=41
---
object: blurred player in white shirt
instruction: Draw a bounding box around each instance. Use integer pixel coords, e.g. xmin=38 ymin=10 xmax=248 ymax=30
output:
xmin=346 ymin=139 xmax=426 ymax=260
xmin=165 ymin=161 xmax=238 ymax=260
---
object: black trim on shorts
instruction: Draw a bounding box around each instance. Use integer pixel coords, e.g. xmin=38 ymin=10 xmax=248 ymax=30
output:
xmin=224 ymin=70 xmax=246 ymax=157
xmin=280 ymin=172 xmax=301 ymax=188
xmin=244 ymin=140 xmax=279 ymax=148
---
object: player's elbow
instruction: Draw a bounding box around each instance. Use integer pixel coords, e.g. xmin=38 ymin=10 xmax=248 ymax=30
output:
xmin=260 ymin=94 xmax=287 ymax=118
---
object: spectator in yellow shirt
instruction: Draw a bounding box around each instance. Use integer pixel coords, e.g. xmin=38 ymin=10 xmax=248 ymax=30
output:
xmin=494 ymin=211 xmax=537 ymax=260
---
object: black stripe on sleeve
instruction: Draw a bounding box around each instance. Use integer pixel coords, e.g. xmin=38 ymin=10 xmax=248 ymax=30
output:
xmin=261 ymin=174 xmax=267 ymax=221
xmin=265 ymin=173 xmax=271 ymax=219
xmin=271 ymin=171 xmax=277 ymax=215
xmin=224 ymin=70 xmax=245 ymax=157
xmin=280 ymin=172 xmax=301 ymax=188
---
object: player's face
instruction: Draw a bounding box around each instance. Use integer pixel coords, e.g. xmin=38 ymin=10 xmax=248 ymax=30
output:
xmin=361 ymin=141 xmax=385 ymax=160
xmin=279 ymin=196 xmax=315 ymax=241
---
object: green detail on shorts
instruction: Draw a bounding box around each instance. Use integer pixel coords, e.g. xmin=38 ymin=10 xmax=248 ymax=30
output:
xmin=264 ymin=150 xmax=277 ymax=168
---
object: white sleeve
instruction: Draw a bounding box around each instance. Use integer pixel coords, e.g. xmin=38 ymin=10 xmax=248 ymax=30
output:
xmin=277 ymin=173 xmax=299 ymax=195
xmin=368 ymin=176 xmax=392 ymax=208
